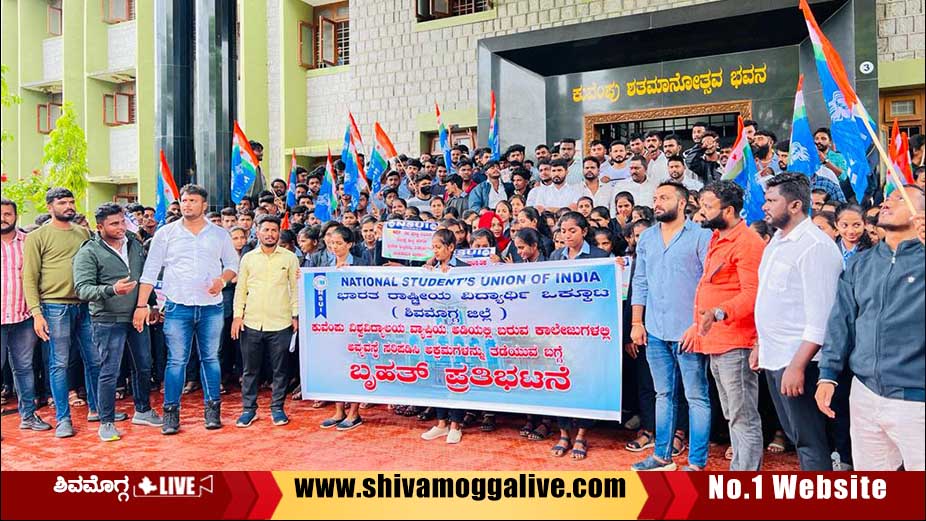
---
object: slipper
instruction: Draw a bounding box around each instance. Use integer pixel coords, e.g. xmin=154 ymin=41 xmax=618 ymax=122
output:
xmin=672 ymin=432 xmax=687 ymax=457
xmin=519 ymin=421 xmax=535 ymax=438
xmin=767 ymin=432 xmax=787 ymax=453
xmin=571 ymin=439 xmax=588 ymax=460
xmin=68 ymin=390 xmax=86 ymax=408
xmin=725 ymin=446 xmax=734 ymax=460
xmin=528 ymin=422 xmax=552 ymax=441
xmin=480 ymin=414 xmax=496 ymax=432
xmin=551 ymin=436 xmax=571 ymax=457
xmin=417 ymin=407 xmax=435 ymax=421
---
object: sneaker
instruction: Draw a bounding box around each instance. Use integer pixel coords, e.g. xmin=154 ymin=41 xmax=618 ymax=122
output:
xmin=19 ymin=414 xmax=52 ymax=431
xmin=161 ymin=405 xmax=180 ymax=435
xmin=631 ymin=455 xmax=677 ymax=471
xmin=335 ymin=416 xmax=363 ymax=431
xmin=421 ymin=426 xmax=449 ymax=440
xmin=55 ymin=419 xmax=75 ymax=438
xmin=446 ymin=428 xmax=463 ymax=444
xmin=204 ymin=400 xmax=222 ymax=430
xmin=236 ymin=410 xmax=258 ymax=428
xmin=87 ymin=411 xmax=128 ymax=422
xmin=271 ymin=409 xmax=289 ymax=426
xmin=98 ymin=422 xmax=121 ymax=442
xmin=132 ymin=409 xmax=164 ymax=427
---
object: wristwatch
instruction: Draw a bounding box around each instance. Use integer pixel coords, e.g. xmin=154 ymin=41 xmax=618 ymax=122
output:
xmin=713 ymin=308 xmax=727 ymax=322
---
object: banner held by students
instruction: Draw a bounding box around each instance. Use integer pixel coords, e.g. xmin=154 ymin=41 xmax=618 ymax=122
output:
xmin=299 ymin=259 xmax=623 ymax=420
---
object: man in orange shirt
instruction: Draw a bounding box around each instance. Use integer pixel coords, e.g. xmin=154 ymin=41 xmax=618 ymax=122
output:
xmin=683 ymin=181 xmax=766 ymax=470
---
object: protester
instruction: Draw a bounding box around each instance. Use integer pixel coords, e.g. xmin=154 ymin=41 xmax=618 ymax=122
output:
xmin=754 ymin=173 xmax=843 ymax=470
xmin=73 ymin=203 xmax=163 ymax=441
xmin=816 ymin=185 xmax=925 ymax=471
xmin=232 ymin=215 xmax=300 ymax=428
xmin=0 ymin=198 xmax=51 ymax=432
xmin=23 ymin=188 xmax=98 ymax=438
xmin=630 ymin=182 xmax=712 ymax=471
xmin=136 ymin=184 xmax=239 ymax=435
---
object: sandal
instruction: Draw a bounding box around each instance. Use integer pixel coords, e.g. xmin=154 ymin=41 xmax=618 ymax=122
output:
xmin=519 ymin=420 xmax=535 ymax=438
xmin=417 ymin=407 xmax=435 ymax=421
xmin=767 ymin=431 xmax=786 ymax=453
xmin=528 ymin=422 xmax=552 ymax=441
xmin=310 ymin=400 xmax=330 ymax=408
xmin=115 ymin=388 xmax=126 ymax=401
xmin=571 ymin=438 xmax=588 ymax=460
xmin=182 ymin=381 xmax=199 ymax=395
xmin=393 ymin=405 xmax=408 ymax=416
xmin=725 ymin=446 xmax=734 ymax=460
xmin=68 ymin=390 xmax=86 ymax=408
xmin=551 ymin=436 xmax=571 ymax=457
xmin=401 ymin=406 xmax=420 ymax=417
xmin=480 ymin=413 xmax=496 ymax=432
xmin=625 ymin=430 xmax=655 ymax=452
xmin=672 ymin=432 xmax=688 ymax=457
xmin=47 ymin=397 xmax=56 ymax=409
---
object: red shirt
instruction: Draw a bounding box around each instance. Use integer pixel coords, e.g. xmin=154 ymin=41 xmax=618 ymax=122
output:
xmin=1 ymin=230 xmax=31 ymax=325
xmin=693 ymin=221 xmax=765 ymax=354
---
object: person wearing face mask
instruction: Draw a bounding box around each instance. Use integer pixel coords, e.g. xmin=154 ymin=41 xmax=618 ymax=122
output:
xmin=407 ymin=173 xmax=436 ymax=213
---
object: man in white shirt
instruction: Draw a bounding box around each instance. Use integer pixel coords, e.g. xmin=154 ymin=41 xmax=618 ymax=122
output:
xmin=643 ymin=131 xmax=668 ymax=182
xmin=559 ymin=138 xmax=584 ymax=185
xmin=612 ymin=155 xmax=659 ymax=209
xmin=527 ymin=159 xmax=580 ymax=212
xmin=135 ymin=184 xmax=239 ymax=435
xmin=601 ymin=141 xmax=631 ymax=183
xmin=579 ymin=157 xmax=616 ymax=215
xmin=666 ymin=155 xmax=703 ymax=191
xmin=752 ymin=173 xmax=843 ymax=470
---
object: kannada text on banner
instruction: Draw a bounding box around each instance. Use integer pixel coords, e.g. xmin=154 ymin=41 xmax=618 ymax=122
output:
xmin=299 ymin=259 xmax=623 ymax=420
xmin=381 ymin=220 xmax=439 ymax=261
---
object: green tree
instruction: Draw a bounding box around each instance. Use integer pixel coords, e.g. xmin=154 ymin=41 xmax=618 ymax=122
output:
xmin=1 ymin=64 xmax=21 ymax=147
xmin=42 ymin=102 xmax=89 ymax=206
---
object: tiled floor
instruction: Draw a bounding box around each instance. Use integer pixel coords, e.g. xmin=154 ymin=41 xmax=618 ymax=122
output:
xmin=1 ymin=390 xmax=799 ymax=471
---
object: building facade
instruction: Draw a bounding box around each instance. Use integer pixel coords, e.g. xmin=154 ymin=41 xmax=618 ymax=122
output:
xmin=2 ymin=0 xmax=923 ymax=211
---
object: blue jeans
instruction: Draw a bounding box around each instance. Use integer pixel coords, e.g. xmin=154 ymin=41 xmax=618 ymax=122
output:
xmin=646 ymin=334 xmax=711 ymax=468
xmin=162 ymin=301 xmax=224 ymax=407
xmin=0 ymin=319 xmax=38 ymax=419
xmin=92 ymin=321 xmax=153 ymax=423
xmin=41 ymin=303 xmax=100 ymax=423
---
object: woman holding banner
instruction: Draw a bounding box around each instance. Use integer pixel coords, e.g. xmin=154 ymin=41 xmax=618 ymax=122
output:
xmin=420 ymin=229 xmax=469 ymax=444
xmin=319 ymin=226 xmax=370 ymax=432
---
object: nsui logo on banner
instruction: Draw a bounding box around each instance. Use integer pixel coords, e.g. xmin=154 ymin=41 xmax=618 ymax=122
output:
xmin=133 ymin=475 xmax=214 ymax=498
xmin=313 ymin=274 xmax=329 ymax=318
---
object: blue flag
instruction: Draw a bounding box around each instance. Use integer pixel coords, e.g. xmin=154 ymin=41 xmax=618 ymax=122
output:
xmin=787 ymin=75 xmax=820 ymax=178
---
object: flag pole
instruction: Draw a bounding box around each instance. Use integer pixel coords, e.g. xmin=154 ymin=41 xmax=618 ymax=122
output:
xmin=857 ymin=112 xmax=918 ymax=215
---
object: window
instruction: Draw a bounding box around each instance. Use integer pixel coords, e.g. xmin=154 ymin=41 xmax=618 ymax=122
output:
xmin=298 ymin=21 xmax=315 ymax=69
xmin=426 ymin=127 xmax=476 ymax=155
xmin=416 ymin=0 xmax=491 ymax=22
xmin=103 ymin=83 xmax=136 ymax=126
xmin=36 ymin=101 xmax=62 ymax=134
xmin=102 ymin=0 xmax=135 ymax=23
xmin=309 ymin=18 xmax=349 ymax=68
xmin=47 ymin=0 xmax=63 ymax=36
xmin=880 ymin=89 xmax=925 ymax=139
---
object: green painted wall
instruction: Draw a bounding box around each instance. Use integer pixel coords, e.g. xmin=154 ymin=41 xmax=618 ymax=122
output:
xmin=280 ymin=0 xmax=311 ymax=174
xmin=62 ymin=0 xmax=84 ymax=127
xmin=239 ymin=0 xmax=269 ymax=151
xmin=136 ymin=4 xmax=155 ymax=207
xmin=1 ymin=0 xmax=20 ymax=179
xmin=878 ymin=58 xmax=925 ymax=90
xmin=17 ymin=1 xmax=44 ymax=85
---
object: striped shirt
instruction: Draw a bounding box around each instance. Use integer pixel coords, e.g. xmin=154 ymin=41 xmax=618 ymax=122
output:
xmin=1 ymin=230 xmax=30 ymax=325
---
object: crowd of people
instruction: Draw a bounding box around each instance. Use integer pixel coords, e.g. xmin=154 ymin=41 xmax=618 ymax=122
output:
xmin=2 ymin=123 xmax=924 ymax=472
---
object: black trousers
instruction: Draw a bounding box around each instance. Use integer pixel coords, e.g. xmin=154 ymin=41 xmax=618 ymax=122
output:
xmin=240 ymin=326 xmax=292 ymax=411
xmin=765 ymin=362 xmax=831 ymax=470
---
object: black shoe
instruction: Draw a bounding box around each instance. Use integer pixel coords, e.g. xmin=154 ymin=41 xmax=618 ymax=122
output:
xmin=204 ymin=400 xmax=222 ymax=430
xmin=162 ymin=404 xmax=180 ymax=435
